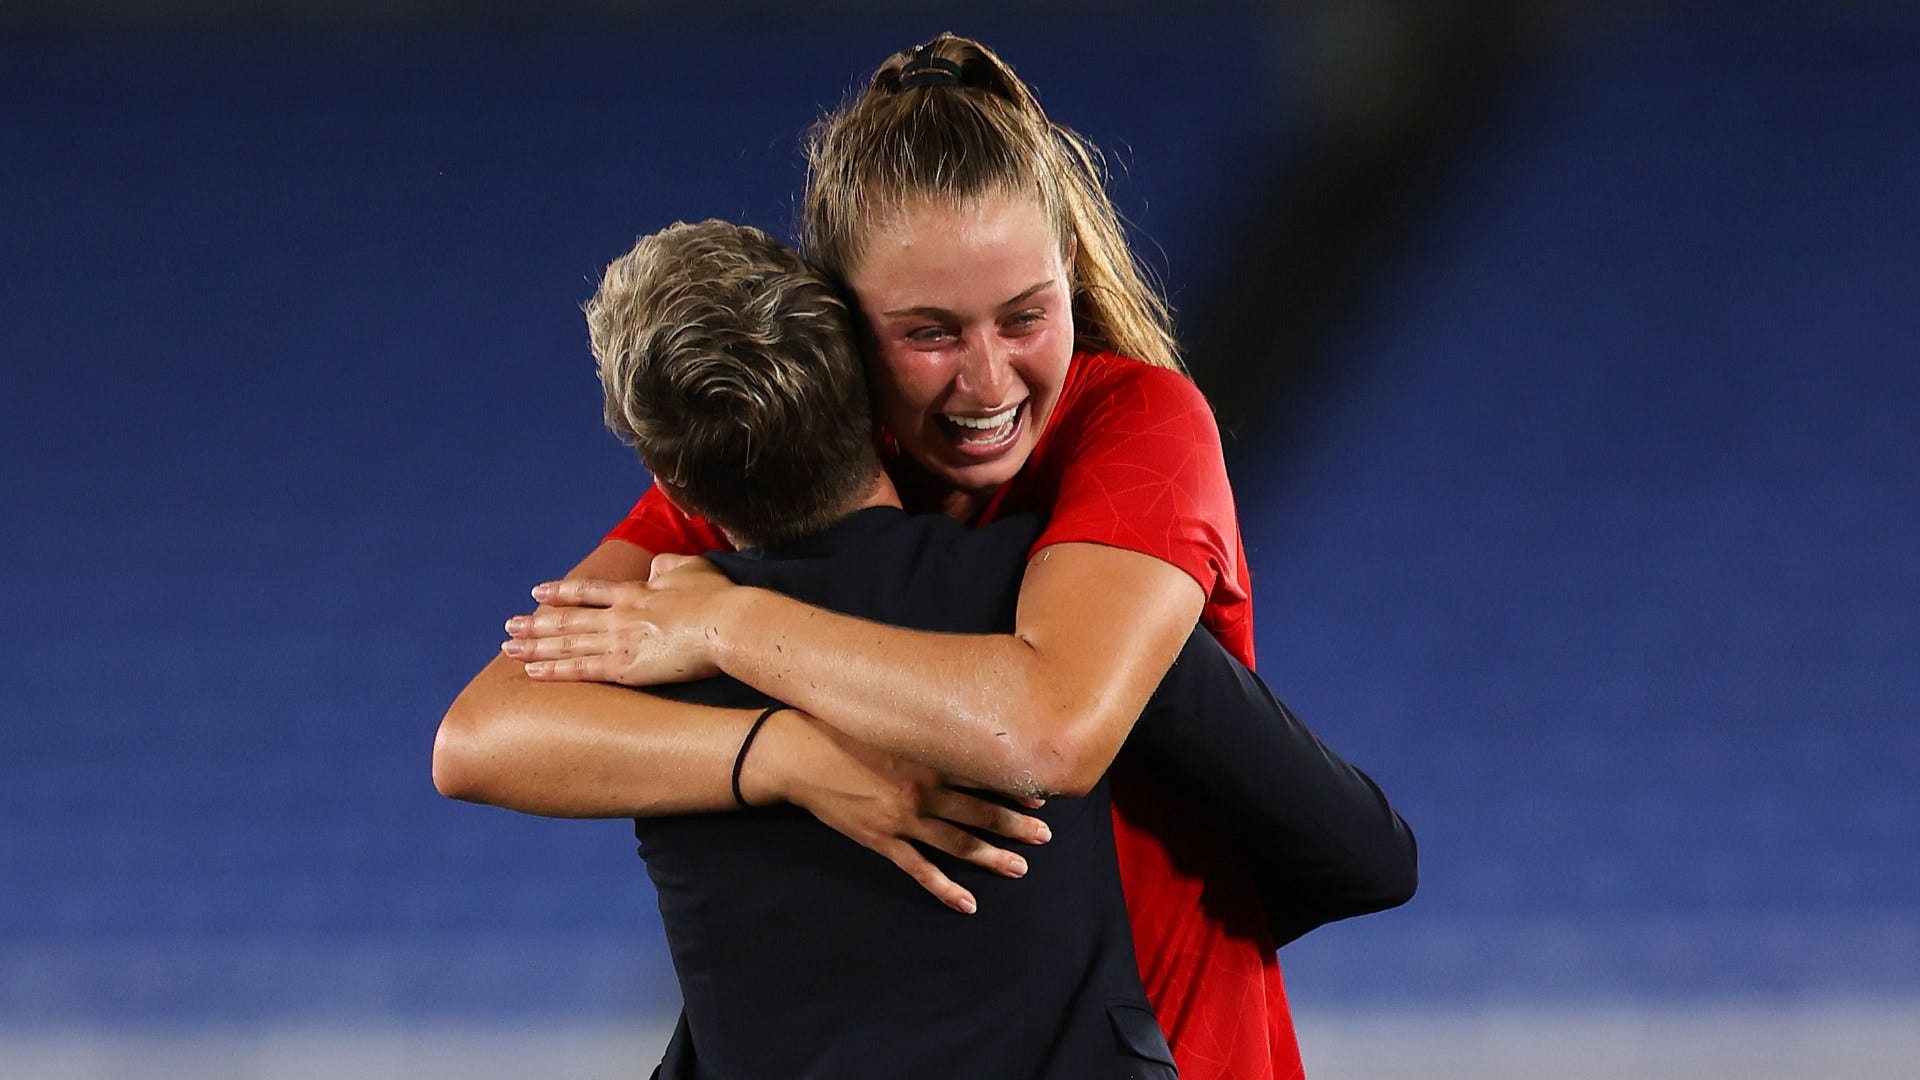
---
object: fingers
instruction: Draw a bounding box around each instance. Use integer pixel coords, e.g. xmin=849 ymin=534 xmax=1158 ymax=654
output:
xmin=500 ymin=632 xmax=609 ymax=662
xmin=876 ymin=839 xmax=978 ymax=916
xmin=911 ymin=817 xmax=1029 ymax=880
xmin=504 ymin=607 xmax=609 ymax=639
xmin=925 ymin=789 xmax=1052 ymax=847
xmin=530 ymin=579 xmax=629 ymax=607
xmin=518 ymin=656 xmax=614 ymax=682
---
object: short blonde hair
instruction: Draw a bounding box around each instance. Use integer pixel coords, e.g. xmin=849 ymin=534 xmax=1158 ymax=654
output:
xmin=587 ymin=220 xmax=877 ymax=548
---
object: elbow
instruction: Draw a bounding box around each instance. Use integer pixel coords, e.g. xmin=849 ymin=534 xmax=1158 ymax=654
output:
xmin=1371 ymin=855 xmax=1419 ymax=914
xmin=1027 ymin=754 xmax=1101 ymax=799
xmin=432 ymin=697 xmax=499 ymax=804
xmin=1015 ymin=706 xmax=1121 ymax=800
xmin=1387 ymin=821 xmax=1421 ymax=908
xmin=1272 ymin=821 xmax=1417 ymax=946
xmin=1284 ymin=814 xmax=1419 ymax=930
xmin=431 ymin=726 xmax=474 ymax=801
xmin=1353 ymin=817 xmax=1420 ymax=914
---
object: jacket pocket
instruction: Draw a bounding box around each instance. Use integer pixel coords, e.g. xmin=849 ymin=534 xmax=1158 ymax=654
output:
xmin=1107 ymin=1000 xmax=1179 ymax=1077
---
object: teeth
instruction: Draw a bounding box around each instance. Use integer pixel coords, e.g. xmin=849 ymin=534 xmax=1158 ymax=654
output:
xmin=946 ymin=404 xmax=1019 ymax=430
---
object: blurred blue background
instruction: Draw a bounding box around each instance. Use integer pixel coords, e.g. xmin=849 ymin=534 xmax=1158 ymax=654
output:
xmin=3 ymin=3 xmax=1916 ymax=1077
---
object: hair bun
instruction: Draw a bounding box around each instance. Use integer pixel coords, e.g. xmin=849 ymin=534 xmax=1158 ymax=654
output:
xmin=896 ymin=52 xmax=963 ymax=91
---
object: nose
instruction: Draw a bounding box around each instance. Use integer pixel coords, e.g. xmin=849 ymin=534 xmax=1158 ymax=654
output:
xmin=955 ymin=331 xmax=1015 ymax=406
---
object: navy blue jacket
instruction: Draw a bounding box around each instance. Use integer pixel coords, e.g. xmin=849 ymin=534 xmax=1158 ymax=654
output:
xmin=639 ymin=507 xmax=1414 ymax=1079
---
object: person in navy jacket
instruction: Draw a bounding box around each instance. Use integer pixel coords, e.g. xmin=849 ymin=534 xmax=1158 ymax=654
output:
xmin=478 ymin=220 xmax=1414 ymax=1079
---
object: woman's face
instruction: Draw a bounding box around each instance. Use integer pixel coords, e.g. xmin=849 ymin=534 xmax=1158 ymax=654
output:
xmin=844 ymin=192 xmax=1074 ymax=501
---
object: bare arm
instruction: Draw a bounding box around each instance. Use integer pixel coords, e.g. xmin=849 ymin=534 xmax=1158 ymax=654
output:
xmin=514 ymin=541 xmax=1205 ymax=799
xmin=433 ymin=540 xmax=751 ymax=816
xmin=434 ymin=539 xmax=1045 ymax=913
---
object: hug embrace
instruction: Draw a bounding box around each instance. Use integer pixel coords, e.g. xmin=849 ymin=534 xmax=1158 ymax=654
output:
xmin=435 ymin=32 xmax=1416 ymax=1080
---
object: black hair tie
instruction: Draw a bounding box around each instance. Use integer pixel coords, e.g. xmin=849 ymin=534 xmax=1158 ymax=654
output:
xmin=731 ymin=705 xmax=784 ymax=809
xmin=898 ymin=54 xmax=963 ymax=91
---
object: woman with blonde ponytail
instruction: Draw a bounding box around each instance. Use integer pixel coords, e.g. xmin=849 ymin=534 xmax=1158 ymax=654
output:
xmin=802 ymin=34 xmax=1184 ymax=376
xmin=497 ymin=33 xmax=1331 ymax=1080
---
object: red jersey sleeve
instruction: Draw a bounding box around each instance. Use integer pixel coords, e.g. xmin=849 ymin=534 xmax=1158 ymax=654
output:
xmin=603 ymin=484 xmax=734 ymax=558
xmin=989 ymin=354 xmax=1255 ymax=663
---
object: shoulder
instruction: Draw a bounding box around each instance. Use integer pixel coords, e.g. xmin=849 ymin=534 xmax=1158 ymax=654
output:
xmin=605 ymin=483 xmax=734 ymax=556
xmin=1060 ymin=351 xmax=1213 ymax=429
xmin=1069 ymin=351 xmax=1205 ymax=404
xmin=722 ymin=509 xmax=1040 ymax=636
xmin=904 ymin=511 xmax=1045 ymax=601
xmin=1050 ymin=351 xmax=1219 ymax=450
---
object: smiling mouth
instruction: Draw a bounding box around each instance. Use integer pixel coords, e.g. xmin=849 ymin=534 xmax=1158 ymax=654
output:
xmin=937 ymin=402 xmax=1025 ymax=453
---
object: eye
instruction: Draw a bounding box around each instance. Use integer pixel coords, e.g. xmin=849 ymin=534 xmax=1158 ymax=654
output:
xmin=1002 ymin=309 xmax=1046 ymax=334
xmin=905 ymin=324 xmax=955 ymax=345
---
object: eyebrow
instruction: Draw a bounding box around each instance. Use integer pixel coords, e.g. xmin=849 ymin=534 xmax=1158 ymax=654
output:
xmin=881 ymin=279 xmax=1055 ymax=318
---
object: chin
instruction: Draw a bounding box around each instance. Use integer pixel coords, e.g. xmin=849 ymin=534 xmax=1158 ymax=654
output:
xmin=898 ymin=423 xmax=1035 ymax=503
xmin=938 ymin=458 xmax=1024 ymax=499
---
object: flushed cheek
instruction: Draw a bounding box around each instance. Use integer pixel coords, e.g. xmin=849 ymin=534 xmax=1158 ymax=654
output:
xmin=870 ymin=350 xmax=954 ymax=428
xmin=1008 ymin=346 xmax=1071 ymax=426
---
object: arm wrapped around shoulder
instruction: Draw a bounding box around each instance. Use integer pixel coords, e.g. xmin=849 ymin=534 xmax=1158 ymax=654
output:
xmin=1125 ymin=630 xmax=1418 ymax=947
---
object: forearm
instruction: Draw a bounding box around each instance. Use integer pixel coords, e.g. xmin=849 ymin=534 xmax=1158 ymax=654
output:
xmin=434 ymin=536 xmax=782 ymax=818
xmin=433 ymin=654 xmax=759 ymax=818
xmin=701 ymin=543 xmax=1204 ymax=798
xmin=707 ymin=587 xmax=1072 ymax=796
xmin=1129 ymin=633 xmax=1418 ymax=943
xmin=514 ymin=541 xmax=1205 ymax=797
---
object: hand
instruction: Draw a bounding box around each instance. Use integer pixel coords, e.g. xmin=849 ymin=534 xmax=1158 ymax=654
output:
xmin=500 ymin=558 xmax=736 ymax=686
xmin=746 ymin=710 xmax=1051 ymax=915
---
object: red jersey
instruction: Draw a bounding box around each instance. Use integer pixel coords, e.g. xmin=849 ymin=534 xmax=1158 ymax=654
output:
xmin=605 ymin=351 xmax=1303 ymax=1080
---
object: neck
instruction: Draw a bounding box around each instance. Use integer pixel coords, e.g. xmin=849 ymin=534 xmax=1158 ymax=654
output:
xmin=721 ymin=470 xmax=903 ymax=549
xmin=938 ymin=487 xmax=991 ymax=524
xmin=856 ymin=469 xmax=904 ymax=512
xmin=881 ymin=453 xmax=994 ymax=524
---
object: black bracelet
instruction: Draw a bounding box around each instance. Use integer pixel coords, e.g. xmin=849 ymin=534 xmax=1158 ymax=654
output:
xmin=730 ymin=705 xmax=783 ymax=809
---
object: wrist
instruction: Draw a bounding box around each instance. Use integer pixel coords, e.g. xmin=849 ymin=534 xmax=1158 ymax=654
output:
xmin=734 ymin=706 xmax=811 ymax=807
xmin=729 ymin=705 xmax=783 ymax=809
xmin=704 ymin=584 xmax=770 ymax=675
